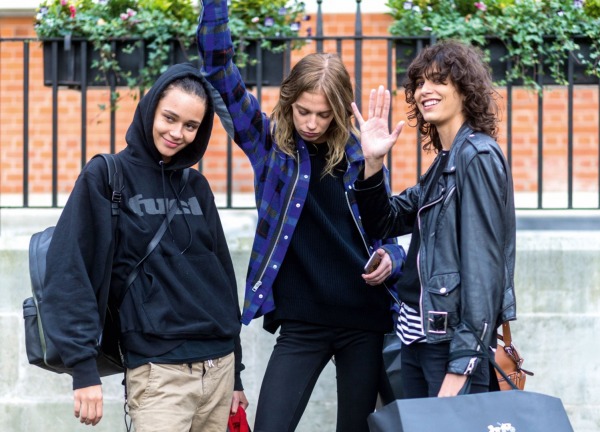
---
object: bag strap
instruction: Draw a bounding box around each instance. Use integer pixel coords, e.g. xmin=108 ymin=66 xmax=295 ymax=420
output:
xmin=464 ymin=322 xmax=520 ymax=391
xmin=497 ymin=321 xmax=512 ymax=346
xmin=497 ymin=322 xmax=534 ymax=377
xmin=92 ymin=153 xmax=123 ymax=328
xmin=121 ymin=167 xmax=191 ymax=299
xmin=91 ymin=155 xmax=191 ymax=310
xmin=97 ymin=154 xmax=124 ymax=216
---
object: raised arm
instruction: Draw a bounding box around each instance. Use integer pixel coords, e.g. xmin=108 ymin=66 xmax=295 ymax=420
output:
xmin=196 ymin=0 xmax=271 ymax=163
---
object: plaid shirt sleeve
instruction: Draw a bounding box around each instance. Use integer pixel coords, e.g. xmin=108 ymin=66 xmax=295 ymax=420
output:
xmin=197 ymin=0 xmax=271 ymax=165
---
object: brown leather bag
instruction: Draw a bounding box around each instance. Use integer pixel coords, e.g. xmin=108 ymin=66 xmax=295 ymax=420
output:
xmin=494 ymin=322 xmax=534 ymax=390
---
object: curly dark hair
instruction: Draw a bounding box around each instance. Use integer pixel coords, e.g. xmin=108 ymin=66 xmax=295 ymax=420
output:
xmin=404 ymin=40 xmax=500 ymax=153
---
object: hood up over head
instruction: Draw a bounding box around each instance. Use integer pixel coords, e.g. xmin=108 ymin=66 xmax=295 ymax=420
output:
xmin=124 ymin=62 xmax=215 ymax=171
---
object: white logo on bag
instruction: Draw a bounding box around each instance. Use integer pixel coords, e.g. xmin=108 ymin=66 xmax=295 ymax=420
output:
xmin=487 ymin=424 xmax=516 ymax=432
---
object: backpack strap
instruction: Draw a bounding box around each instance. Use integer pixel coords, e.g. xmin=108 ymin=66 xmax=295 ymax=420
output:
xmin=90 ymin=154 xmax=123 ymax=330
xmin=95 ymin=154 xmax=123 ymax=216
xmin=122 ymin=167 xmax=191 ymax=297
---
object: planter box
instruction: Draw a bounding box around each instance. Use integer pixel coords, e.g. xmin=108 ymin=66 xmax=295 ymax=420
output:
xmin=42 ymin=38 xmax=198 ymax=89
xmin=394 ymin=37 xmax=599 ymax=88
xmin=487 ymin=37 xmax=598 ymax=86
xmin=235 ymin=40 xmax=286 ymax=87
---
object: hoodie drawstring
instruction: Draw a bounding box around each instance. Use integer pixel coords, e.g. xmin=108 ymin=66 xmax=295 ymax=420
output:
xmin=171 ymin=171 xmax=193 ymax=255
xmin=158 ymin=160 xmax=193 ymax=255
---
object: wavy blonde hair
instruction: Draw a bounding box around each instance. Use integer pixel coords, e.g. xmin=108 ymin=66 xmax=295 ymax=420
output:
xmin=271 ymin=53 xmax=358 ymax=176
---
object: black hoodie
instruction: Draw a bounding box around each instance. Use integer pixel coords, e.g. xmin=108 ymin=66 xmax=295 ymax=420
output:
xmin=44 ymin=63 xmax=243 ymax=391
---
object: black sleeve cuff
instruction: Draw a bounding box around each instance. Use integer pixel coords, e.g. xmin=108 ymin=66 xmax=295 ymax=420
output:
xmin=234 ymin=371 xmax=244 ymax=391
xmin=72 ymin=357 xmax=102 ymax=390
xmin=233 ymin=334 xmax=245 ymax=391
xmin=354 ymin=168 xmax=385 ymax=191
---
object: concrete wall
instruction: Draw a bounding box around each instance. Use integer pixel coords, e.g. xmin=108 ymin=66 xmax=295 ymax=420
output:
xmin=0 ymin=208 xmax=598 ymax=431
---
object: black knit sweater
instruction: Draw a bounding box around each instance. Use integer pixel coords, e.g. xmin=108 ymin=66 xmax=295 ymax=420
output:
xmin=264 ymin=142 xmax=392 ymax=333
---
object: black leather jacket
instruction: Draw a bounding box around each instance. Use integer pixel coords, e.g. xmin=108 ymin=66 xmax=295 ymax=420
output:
xmin=355 ymin=124 xmax=517 ymax=375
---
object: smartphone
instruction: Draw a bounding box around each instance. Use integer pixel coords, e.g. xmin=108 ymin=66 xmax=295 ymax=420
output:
xmin=364 ymin=251 xmax=382 ymax=274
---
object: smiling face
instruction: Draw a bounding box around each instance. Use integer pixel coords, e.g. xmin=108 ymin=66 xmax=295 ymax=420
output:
xmin=291 ymin=90 xmax=335 ymax=144
xmin=152 ymin=87 xmax=207 ymax=163
xmin=414 ymin=72 xmax=466 ymax=148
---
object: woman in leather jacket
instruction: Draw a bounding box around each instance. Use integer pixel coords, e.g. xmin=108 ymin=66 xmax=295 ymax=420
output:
xmin=352 ymin=40 xmax=517 ymax=398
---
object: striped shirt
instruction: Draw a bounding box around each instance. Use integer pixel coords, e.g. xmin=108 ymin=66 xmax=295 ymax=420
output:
xmin=397 ymin=302 xmax=426 ymax=345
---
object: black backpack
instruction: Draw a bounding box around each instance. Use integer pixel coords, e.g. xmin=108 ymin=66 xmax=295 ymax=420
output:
xmin=23 ymin=154 xmax=125 ymax=376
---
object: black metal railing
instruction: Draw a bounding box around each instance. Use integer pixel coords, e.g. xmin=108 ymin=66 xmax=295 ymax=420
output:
xmin=1 ymin=0 xmax=599 ymax=211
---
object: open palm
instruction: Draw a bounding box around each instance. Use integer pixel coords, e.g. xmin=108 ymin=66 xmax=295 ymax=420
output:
xmin=351 ymin=86 xmax=404 ymax=178
xmin=351 ymin=85 xmax=404 ymax=160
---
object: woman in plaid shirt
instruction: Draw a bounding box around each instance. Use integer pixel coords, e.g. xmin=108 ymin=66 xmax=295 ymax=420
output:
xmin=197 ymin=1 xmax=405 ymax=430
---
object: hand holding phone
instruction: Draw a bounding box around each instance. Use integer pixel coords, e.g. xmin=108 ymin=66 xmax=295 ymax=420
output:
xmin=364 ymin=251 xmax=382 ymax=274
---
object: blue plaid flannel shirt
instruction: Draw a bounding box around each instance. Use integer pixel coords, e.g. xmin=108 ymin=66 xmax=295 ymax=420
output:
xmin=197 ymin=0 xmax=405 ymax=325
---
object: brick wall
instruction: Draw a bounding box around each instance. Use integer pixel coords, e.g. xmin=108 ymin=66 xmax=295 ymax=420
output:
xmin=1 ymin=14 xmax=598 ymax=199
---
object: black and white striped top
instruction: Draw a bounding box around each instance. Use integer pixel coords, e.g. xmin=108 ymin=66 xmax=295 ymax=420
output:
xmin=397 ymin=302 xmax=426 ymax=345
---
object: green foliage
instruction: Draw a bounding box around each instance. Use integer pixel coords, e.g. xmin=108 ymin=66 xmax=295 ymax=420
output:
xmin=227 ymin=0 xmax=309 ymax=68
xmin=386 ymin=0 xmax=600 ymax=89
xmin=35 ymin=0 xmax=199 ymax=93
xmin=584 ymin=0 xmax=600 ymax=17
xmin=35 ymin=0 xmax=309 ymax=91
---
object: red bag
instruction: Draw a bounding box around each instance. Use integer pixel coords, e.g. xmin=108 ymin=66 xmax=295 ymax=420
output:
xmin=227 ymin=406 xmax=251 ymax=432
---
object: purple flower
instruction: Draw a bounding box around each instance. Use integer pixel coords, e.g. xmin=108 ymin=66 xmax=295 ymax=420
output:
xmin=264 ymin=17 xmax=274 ymax=27
xmin=303 ymin=14 xmax=311 ymax=21
xmin=278 ymin=7 xmax=287 ymax=16
xmin=403 ymin=1 xmax=413 ymax=11
xmin=306 ymin=26 xmax=312 ymax=37
xmin=573 ymin=0 xmax=583 ymax=8
xmin=290 ymin=22 xmax=300 ymax=32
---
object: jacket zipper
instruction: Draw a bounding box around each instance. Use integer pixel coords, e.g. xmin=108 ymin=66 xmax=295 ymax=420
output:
xmin=465 ymin=357 xmax=478 ymax=375
xmin=251 ymin=150 xmax=301 ymax=292
xmin=345 ymin=190 xmax=371 ymax=253
xmin=465 ymin=322 xmax=488 ymax=374
xmin=415 ymin=151 xmax=457 ymax=335
xmin=345 ymin=189 xmax=401 ymax=308
xmin=442 ymin=186 xmax=456 ymax=208
xmin=416 ymin=192 xmax=446 ymax=332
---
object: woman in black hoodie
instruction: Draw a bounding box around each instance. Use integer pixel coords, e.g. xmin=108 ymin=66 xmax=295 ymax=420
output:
xmin=43 ymin=63 xmax=248 ymax=431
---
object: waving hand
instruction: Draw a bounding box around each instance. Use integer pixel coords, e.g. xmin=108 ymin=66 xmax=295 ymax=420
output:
xmin=351 ymin=85 xmax=404 ymax=178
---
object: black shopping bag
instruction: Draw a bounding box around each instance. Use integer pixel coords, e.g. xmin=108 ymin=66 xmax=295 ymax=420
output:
xmin=368 ymin=390 xmax=574 ymax=432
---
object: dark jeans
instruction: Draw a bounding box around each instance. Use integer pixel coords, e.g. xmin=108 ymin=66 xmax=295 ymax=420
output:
xmin=253 ymin=320 xmax=384 ymax=432
xmin=400 ymin=340 xmax=490 ymax=398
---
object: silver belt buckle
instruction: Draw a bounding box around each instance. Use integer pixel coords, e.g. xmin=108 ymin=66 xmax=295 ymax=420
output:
xmin=427 ymin=311 xmax=448 ymax=334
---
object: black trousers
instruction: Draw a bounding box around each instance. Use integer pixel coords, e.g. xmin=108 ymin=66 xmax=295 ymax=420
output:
xmin=253 ymin=320 xmax=384 ymax=432
xmin=400 ymin=340 xmax=490 ymax=398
